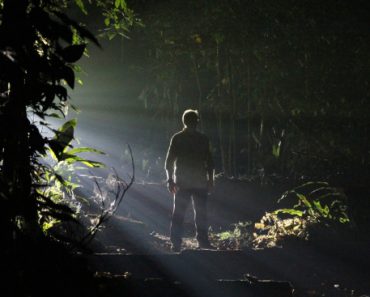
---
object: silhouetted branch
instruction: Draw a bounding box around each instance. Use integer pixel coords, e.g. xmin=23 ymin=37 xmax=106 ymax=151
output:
xmin=79 ymin=145 xmax=135 ymax=248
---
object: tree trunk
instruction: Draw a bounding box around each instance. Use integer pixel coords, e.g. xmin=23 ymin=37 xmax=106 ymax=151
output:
xmin=1 ymin=0 xmax=37 ymax=231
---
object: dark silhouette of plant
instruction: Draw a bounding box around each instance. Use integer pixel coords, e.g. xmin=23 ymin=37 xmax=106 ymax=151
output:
xmin=0 ymin=0 xmax=137 ymax=295
xmin=79 ymin=156 xmax=135 ymax=248
xmin=0 ymin=0 xmax=100 ymax=249
xmin=0 ymin=0 xmax=140 ymax=243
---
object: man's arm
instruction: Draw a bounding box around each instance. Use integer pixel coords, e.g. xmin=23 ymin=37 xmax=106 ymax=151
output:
xmin=165 ymin=135 xmax=177 ymax=193
xmin=206 ymin=139 xmax=215 ymax=192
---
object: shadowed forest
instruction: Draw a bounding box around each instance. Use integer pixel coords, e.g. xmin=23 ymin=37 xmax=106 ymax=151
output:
xmin=0 ymin=0 xmax=369 ymax=296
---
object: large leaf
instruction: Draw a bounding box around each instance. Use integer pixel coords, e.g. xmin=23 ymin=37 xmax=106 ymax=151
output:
xmin=313 ymin=200 xmax=330 ymax=218
xmin=115 ymin=0 xmax=122 ymax=8
xmin=54 ymin=11 xmax=101 ymax=47
xmin=60 ymin=44 xmax=86 ymax=63
xmin=64 ymin=156 xmax=105 ymax=168
xmin=274 ymin=208 xmax=304 ymax=217
xmin=29 ymin=124 xmax=46 ymax=154
xmin=67 ymin=147 xmax=105 ymax=155
xmin=59 ymin=66 xmax=75 ymax=89
xmin=296 ymin=193 xmax=312 ymax=208
xmin=75 ymin=0 xmax=87 ymax=14
xmin=49 ymin=119 xmax=77 ymax=160
xmin=272 ymin=143 xmax=281 ymax=158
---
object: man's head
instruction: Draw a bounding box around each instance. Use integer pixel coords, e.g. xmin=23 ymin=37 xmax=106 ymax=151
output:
xmin=182 ymin=109 xmax=199 ymax=129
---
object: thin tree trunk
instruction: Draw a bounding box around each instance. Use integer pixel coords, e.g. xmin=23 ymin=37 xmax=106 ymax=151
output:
xmin=215 ymin=41 xmax=227 ymax=174
xmin=246 ymin=50 xmax=252 ymax=175
xmin=3 ymin=81 xmax=34 ymax=223
xmin=191 ymin=53 xmax=204 ymax=131
xmin=217 ymin=114 xmax=226 ymax=175
xmin=227 ymin=50 xmax=237 ymax=177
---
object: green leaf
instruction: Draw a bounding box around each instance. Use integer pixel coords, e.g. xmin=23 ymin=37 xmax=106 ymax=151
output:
xmin=218 ymin=231 xmax=233 ymax=240
xmin=294 ymin=181 xmax=328 ymax=192
xmin=62 ymin=154 xmax=105 ymax=168
xmin=48 ymin=146 xmax=58 ymax=161
xmin=272 ymin=143 xmax=280 ymax=158
xmin=104 ymin=17 xmax=110 ymax=26
xmin=65 ymin=157 xmax=105 ymax=168
xmin=115 ymin=0 xmax=121 ymax=8
xmin=121 ymin=0 xmax=127 ymax=10
xmin=49 ymin=119 xmax=77 ymax=160
xmin=339 ymin=217 xmax=350 ymax=224
xmin=313 ymin=200 xmax=330 ymax=217
xmin=70 ymin=104 xmax=80 ymax=113
xmin=75 ymin=0 xmax=87 ymax=15
xmin=80 ymin=160 xmax=105 ymax=168
xmin=108 ymin=32 xmax=117 ymax=40
xmin=274 ymin=208 xmax=304 ymax=217
xmin=67 ymin=147 xmax=105 ymax=155
xmin=60 ymin=118 xmax=77 ymax=132
xmin=296 ymin=193 xmax=312 ymax=208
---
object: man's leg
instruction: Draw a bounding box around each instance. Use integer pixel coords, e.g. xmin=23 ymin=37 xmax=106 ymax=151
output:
xmin=170 ymin=189 xmax=191 ymax=250
xmin=192 ymin=189 xmax=211 ymax=247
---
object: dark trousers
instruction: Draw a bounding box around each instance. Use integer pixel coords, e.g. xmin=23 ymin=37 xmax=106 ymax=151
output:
xmin=170 ymin=188 xmax=209 ymax=246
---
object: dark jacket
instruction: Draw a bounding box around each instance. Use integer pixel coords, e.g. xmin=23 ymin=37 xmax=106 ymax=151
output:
xmin=165 ymin=128 xmax=214 ymax=189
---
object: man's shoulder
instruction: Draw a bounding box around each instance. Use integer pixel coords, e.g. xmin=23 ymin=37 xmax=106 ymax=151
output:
xmin=170 ymin=131 xmax=185 ymax=145
xmin=171 ymin=129 xmax=209 ymax=143
xmin=171 ymin=130 xmax=184 ymax=140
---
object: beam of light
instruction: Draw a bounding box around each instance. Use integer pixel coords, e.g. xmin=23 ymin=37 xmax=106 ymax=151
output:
xmin=31 ymin=94 xmax=268 ymax=259
xmin=33 ymin=67 xmax=321 ymax=294
xmin=32 ymin=96 xmax=238 ymax=252
xmin=31 ymin=99 xmax=355 ymax=297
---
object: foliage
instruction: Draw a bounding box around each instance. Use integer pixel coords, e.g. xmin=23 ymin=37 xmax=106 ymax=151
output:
xmin=253 ymin=182 xmax=350 ymax=248
xmin=125 ymin=0 xmax=370 ymax=187
xmin=99 ymin=0 xmax=143 ymax=40
xmin=0 ymin=0 xmax=93 ymax=246
xmin=66 ymin=0 xmax=143 ymax=40
xmin=210 ymin=221 xmax=254 ymax=250
xmin=43 ymin=146 xmax=135 ymax=248
xmin=211 ymin=182 xmax=351 ymax=250
xmin=0 ymin=1 xmax=137 ymax=296
xmin=276 ymin=182 xmax=350 ymax=224
xmin=253 ymin=212 xmax=310 ymax=248
xmin=80 ymin=163 xmax=134 ymax=247
xmin=38 ymin=118 xmax=105 ymax=234
xmin=0 ymin=0 xmax=137 ymax=253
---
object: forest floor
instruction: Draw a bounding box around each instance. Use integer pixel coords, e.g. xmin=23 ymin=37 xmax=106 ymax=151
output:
xmin=87 ymin=214 xmax=370 ymax=297
xmin=78 ymin=179 xmax=370 ymax=297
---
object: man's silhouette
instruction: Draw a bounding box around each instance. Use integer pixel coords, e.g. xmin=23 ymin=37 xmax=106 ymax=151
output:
xmin=165 ymin=109 xmax=215 ymax=252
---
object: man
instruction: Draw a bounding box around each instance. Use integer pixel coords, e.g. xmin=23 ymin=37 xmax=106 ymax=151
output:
xmin=165 ymin=109 xmax=215 ymax=252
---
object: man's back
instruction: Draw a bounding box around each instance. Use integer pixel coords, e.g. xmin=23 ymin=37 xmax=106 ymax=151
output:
xmin=165 ymin=128 xmax=213 ymax=189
